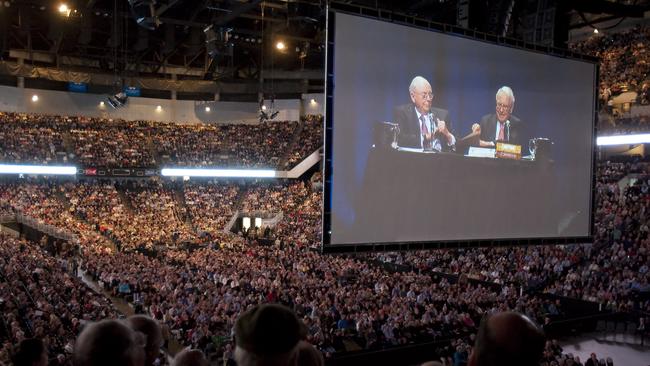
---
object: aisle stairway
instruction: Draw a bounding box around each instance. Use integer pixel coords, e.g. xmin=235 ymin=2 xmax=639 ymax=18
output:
xmin=172 ymin=186 xmax=196 ymax=233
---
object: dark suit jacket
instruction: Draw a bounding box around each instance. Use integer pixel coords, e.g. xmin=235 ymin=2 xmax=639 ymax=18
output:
xmin=393 ymin=104 xmax=454 ymax=151
xmin=479 ymin=113 xmax=524 ymax=148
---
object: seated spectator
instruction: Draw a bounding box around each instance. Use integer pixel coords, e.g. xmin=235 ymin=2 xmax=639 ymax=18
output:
xmin=127 ymin=315 xmax=163 ymax=366
xmin=171 ymin=348 xmax=209 ymax=366
xmin=73 ymin=319 xmax=145 ymax=366
xmin=234 ymin=304 xmax=310 ymax=366
xmin=468 ymin=312 xmax=545 ymax=366
xmin=11 ymin=338 xmax=48 ymax=366
xmin=295 ymin=341 xmax=325 ymax=366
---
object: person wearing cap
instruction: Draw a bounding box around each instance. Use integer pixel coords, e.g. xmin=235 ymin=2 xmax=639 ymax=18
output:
xmin=234 ymin=304 xmax=323 ymax=366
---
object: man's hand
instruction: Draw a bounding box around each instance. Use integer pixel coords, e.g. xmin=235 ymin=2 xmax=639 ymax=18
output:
xmin=479 ymin=140 xmax=495 ymax=147
xmin=436 ymin=119 xmax=448 ymax=135
xmin=472 ymin=123 xmax=481 ymax=134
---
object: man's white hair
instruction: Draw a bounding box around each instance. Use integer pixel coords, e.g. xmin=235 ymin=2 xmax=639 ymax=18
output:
xmin=409 ymin=76 xmax=431 ymax=94
xmin=496 ymin=86 xmax=515 ymax=104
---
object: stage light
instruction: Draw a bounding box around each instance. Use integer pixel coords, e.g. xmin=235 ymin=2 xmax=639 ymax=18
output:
xmin=593 ymin=28 xmax=599 ymax=34
xmin=99 ymin=101 xmax=105 ymax=107
xmin=597 ymin=134 xmax=650 ymax=146
xmin=31 ymin=94 xmax=39 ymax=102
xmin=161 ymin=168 xmax=276 ymax=178
xmin=106 ymin=92 xmax=128 ymax=109
xmin=0 ymin=164 xmax=76 ymax=175
xmin=128 ymin=0 xmax=159 ymax=30
xmin=310 ymin=99 xmax=316 ymax=105
xmin=276 ymin=41 xmax=286 ymax=50
xmin=58 ymin=3 xmax=71 ymax=17
xmin=156 ymin=105 xmax=162 ymax=111
xmin=261 ymin=105 xmax=267 ymax=111
xmin=205 ymin=106 xmax=211 ymax=112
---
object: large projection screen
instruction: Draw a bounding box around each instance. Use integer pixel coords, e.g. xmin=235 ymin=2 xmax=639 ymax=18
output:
xmin=324 ymin=11 xmax=596 ymax=248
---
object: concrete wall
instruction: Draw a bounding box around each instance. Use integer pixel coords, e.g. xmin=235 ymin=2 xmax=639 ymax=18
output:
xmin=0 ymin=85 xmax=323 ymax=124
xmin=301 ymin=93 xmax=325 ymax=115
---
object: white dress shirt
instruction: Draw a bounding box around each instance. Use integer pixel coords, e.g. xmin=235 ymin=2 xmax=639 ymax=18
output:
xmin=415 ymin=107 xmax=456 ymax=151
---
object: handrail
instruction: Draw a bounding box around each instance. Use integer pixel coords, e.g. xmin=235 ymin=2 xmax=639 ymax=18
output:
xmin=0 ymin=199 xmax=78 ymax=242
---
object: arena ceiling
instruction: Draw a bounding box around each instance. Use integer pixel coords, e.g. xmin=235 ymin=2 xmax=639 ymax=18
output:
xmin=0 ymin=0 xmax=648 ymax=97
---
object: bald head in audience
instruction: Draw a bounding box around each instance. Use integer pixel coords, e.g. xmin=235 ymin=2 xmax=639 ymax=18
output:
xmin=127 ymin=315 xmax=163 ymax=366
xmin=469 ymin=311 xmax=545 ymax=366
xmin=73 ymin=319 xmax=145 ymax=366
xmin=172 ymin=348 xmax=209 ymax=366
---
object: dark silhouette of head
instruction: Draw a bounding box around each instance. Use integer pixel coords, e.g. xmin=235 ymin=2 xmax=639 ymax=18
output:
xmin=73 ymin=319 xmax=145 ymax=366
xmin=127 ymin=315 xmax=163 ymax=366
xmin=469 ymin=311 xmax=545 ymax=366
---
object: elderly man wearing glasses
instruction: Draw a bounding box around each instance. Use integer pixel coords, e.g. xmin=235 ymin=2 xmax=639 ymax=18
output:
xmin=393 ymin=76 xmax=456 ymax=152
xmin=473 ymin=86 xmax=524 ymax=148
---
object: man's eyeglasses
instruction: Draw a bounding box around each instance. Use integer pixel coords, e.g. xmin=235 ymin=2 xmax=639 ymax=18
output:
xmin=418 ymin=92 xmax=434 ymax=100
xmin=496 ymin=102 xmax=512 ymax=111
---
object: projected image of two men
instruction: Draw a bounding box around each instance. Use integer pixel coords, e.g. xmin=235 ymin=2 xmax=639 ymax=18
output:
xmin=328 ymin=12 xmax=596 ymax=246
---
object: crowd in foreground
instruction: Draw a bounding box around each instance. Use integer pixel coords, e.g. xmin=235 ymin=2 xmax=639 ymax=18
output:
xmin=1 ymin=159 xmax=645 ymax=364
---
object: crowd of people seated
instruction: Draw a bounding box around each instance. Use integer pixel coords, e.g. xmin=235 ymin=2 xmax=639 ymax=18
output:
xmin=0 ymin=112 xmax=323 ymax=169
xmin=599 ymin=115 xmax=650 ymax=135
xmin=0 ymin=171 xmax=631 ymax=365
xmin=284 ymin=115 xmax=324 ymax=169
xmin=183 ymin=182 xmax=240 ymax=236
xmin=569 ymin=25 xmax=650 ymax=134
xmin=154 ymin=121 xmax=298 ymax=168
xmin=570 ymin=25 xmax=650 ymax=103
xmin=0 ymin=113 xmax=68 ymax=165
xmin=0 ymin=234 xmax=118 ymax=365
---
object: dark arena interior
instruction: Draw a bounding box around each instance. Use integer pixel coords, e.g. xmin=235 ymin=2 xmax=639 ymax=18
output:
xmin=0 ymin=1 xmax=649 ymax=365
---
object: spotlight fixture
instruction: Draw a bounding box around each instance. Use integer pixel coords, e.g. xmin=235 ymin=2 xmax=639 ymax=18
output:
xmin=128 ymin=0 xmax=160 ymax=30
xmin=259 ymin=98 xmax=279 ymax=122
xmin=58 ymin=3 xmax=71 ymax=17
xmin=593 ymin=28 xmax=599 ymax=34
xmin=106 ymin=92 xmax=128 ymax=109
xmin=205 ymin=106 xmax=211 ymax=112
xmin=204 ymin=25 xmax=232 ymax=58
xmin=31 ymin=94 xmax=39 ymax=102
xmin=276 ymin=41 xmax=286 ymax=51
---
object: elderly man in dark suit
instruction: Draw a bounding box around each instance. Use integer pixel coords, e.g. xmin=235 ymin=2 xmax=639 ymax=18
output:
xmin=474 ymin=86 xmax=524 ymax=148
xmin=393 ymin=76 xmax=456 ymax=152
